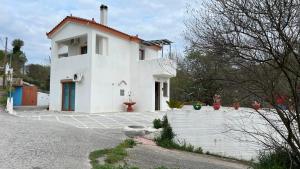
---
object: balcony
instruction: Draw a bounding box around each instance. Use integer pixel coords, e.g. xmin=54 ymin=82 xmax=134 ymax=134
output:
xmin=139 ymin=58 xmax=177 ymax=78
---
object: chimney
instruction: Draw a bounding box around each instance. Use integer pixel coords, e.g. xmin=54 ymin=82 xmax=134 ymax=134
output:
xmin=100 ymin=4 xmax=108 ymax=25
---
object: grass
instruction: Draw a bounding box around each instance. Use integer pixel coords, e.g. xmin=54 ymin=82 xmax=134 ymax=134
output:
xmin=89 ymin=139 xmax=171 ymax=169
xmin=251 ymin=148 xmax=298 ymax=169
xmin=89 ymin=139 xmax=137 ymax=169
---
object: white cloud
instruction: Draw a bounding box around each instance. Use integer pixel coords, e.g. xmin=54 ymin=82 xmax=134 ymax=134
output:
xmin=0 ymin=0 xmax=189 ymax=63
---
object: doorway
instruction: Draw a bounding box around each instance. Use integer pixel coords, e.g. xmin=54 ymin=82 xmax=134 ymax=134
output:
xmin=62 ymin=82 xmax=75 ymax=111
xmin=155 ymin=81 xmax=160 ymax=111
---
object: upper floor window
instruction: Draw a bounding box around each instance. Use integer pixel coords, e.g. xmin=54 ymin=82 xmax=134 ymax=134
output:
xmin=81 ymin=46 xmax=87 ymax=54
xmin=96 ymin=35 xmax=108 ymax=55
xmin=139 ymin=49 xmax=145 ymax=60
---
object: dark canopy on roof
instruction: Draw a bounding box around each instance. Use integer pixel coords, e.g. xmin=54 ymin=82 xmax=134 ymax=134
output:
xmin=142 ymin=39 xmax=173 ymax=46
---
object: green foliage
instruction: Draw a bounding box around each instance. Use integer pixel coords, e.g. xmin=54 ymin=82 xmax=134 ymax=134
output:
xmin=89 ymin=139 xmax=137 ymax=169
xmin=166 ymin=100 xmax=183 ymax=109
xmin=253 ymin=148 xmax=297 ymax=169
xmin=153 ymin=118 xmax=162 ymax=129
xmin=194 ymin=147 xmax=203 ymax=154
xmin=23 ymin=64 xmax=50 ymax=91
xmin=170 ymin=51 xmax=241 ymax=106
xmin=155 ymin=115 xmax=203 ymax=155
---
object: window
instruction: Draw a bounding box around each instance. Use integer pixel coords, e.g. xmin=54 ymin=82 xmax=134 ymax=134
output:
xmin=139 ymin=49 xmax=145 ymax=60
xmin=120 ymin=89 xmax=125 ymax=96
xmin=58 ymin=53 xmax=68 ymax=58
xmin=81 ymin=46 xmax=87 ymax=54
xmin=163 ymin=82 xmax=168 ymax=97
xmin=96 ymin=36 xmax=103 ymax=55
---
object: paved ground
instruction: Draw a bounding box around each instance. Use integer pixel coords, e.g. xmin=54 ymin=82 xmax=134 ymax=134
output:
xmin=0 ymin=110 xmax=126 ymax=169
xmin=1 ymin=109 xmax=251 ymax=169
xmin=126 ymin=144 xmax=249 ymax=169
xmin=15 ymin=110 xmax=164 ymax=129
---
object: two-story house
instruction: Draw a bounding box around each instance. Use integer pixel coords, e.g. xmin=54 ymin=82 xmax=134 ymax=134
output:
xmin=46 ymin=5 xmax=176 ymax=113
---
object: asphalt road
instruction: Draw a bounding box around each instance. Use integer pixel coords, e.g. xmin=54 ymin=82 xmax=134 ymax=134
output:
xmin=0 ymin=110 xmax=125 ymax=169
xmin=126 ymin=144 xmax=250 ymax=169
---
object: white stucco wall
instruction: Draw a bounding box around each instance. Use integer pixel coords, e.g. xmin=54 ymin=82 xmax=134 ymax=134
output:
xmin=49 ymin=23 xmax=92 ymax=113
xmin=37 ymin=92 xmax=49 ymax=106
xmin=90 ymin=30 xmax=132 ymax=113
xmin=167 ymin=106 xmax=269 ymax=160
xmin=49 ymin=22 xmax=176 ymax=113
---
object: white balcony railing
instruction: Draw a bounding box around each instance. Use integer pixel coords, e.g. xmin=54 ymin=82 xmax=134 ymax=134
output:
xmin=139 ymin=58 xmax=177 ymax=78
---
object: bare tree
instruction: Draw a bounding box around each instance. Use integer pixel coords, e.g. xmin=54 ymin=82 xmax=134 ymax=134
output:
xmin=185 ymin=0 xmax=300 ymax=166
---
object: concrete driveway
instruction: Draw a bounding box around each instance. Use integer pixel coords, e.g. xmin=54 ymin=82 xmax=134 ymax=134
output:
xmin=0 ymin=110 xmax=126 ymax=169
xmin=1 ymin=109 xmax=250 ymax=169
xmin=15 ymin=110 xmax=163 ymax=129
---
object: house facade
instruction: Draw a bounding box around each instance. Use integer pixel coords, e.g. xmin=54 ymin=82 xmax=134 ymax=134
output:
xmin=47 ymin=5 xmax=176 ymax=113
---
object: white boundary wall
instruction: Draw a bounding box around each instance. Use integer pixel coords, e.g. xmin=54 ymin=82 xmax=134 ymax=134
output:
xmin=166 ymin=106 xmax=275 ymax=160
xmin=37 ymin=92 xmax=49 ymax=106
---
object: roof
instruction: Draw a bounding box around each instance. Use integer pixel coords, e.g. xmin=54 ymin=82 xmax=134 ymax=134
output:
xmin=46 ymin=16 xmax=162 ymax=50
xmin=142 ymin=39 xmax=173 ymax=46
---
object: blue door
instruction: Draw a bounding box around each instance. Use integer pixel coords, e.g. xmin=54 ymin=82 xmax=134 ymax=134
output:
xmin=62 ymin=82 xmax=75 ymax=111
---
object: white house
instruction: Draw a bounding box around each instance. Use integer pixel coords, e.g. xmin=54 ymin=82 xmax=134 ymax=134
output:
xmin=46 ymin=5 xmax=176 ymax=113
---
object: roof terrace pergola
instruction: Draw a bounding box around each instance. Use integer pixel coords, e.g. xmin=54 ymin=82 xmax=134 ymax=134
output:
xmin=142 ymin=39 xmax=173 ymax=58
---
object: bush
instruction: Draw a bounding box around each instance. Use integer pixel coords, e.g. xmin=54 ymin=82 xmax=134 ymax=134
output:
xmin=253 ymin=148 xmax=297 ymax=169
xmin=153 ymin=118 xmax=162 ymax=129
xmin=194 ymin=147 xmax=203 ymax=154
xmin=161 ymin=115 xmax=169 ymax=128
xmin=166 ymin=100 xmax=183 ymax=109
xmin=155 ymin=115 xmax=203 ymax=154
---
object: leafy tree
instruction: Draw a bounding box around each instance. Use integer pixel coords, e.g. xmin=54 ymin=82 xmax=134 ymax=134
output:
xmin=23 ymin=64 xmax=50 ymax=91
xmin=8 ymin=39 xmax=27 ymax=76
xmin=185 ymin=0 xmax=300 ymax=167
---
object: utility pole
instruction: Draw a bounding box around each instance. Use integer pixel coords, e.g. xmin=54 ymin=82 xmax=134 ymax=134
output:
xmin=3 ymin=37 xmax=7 ymax=89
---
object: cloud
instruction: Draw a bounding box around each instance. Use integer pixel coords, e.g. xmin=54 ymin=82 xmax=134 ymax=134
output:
xmin=0 ymin=0 xmax=189 ymax=64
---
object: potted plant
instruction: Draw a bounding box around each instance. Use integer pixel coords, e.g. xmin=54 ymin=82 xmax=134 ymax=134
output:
xmin=193 ymin=101 xmax=202 ymax=110
xmin=166 ymin=100 xmax=183 ymax=110
xmin=232 ymin=99 xmax=240 ymax=110
xmin=252 ymin=101 xmax=261 ymax=110
xmin=213 ymin=94 xmax=221 ymax=110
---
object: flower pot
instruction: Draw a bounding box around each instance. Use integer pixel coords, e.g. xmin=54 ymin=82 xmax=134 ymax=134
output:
xmin=252 ymin=102 xmax=261 ymax=110
xmin=213 ymin=103 xmax=221 ymax=110
xmin=233 ymin=102 xmax=240 ymax=110
xmin=193 ymin=103 xmax=202 ymax=110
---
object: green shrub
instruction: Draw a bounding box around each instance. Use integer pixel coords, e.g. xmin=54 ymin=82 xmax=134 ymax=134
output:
xmin=253 ymin=148 xmax=297 ymax=169
xmin=155 ymin=115 xmax=203 ymax=155
xmin=121 ymin=139 xmax=136 ymax=148
xmin=194 ymin=147 xmax=203 ymax=154
xmin=153 ymin=118 xmax=162 ymax=129
xmin=161 ymin=115 xmax=169 ymax=128
xmin=166 ymin=100 xmax=183 ymax=109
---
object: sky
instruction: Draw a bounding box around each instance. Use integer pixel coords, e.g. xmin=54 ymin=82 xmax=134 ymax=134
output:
xmin=0 ymin=0 xmax=191 ymax=64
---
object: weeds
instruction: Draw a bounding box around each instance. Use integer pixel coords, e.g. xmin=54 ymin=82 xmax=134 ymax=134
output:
xmin=89 ymin=139 xmax=136 ymax=169
xmin=154 ymin=115 xmax=203 ymax=154
xmin=252 ymin=148 xmax=298 ymax=169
